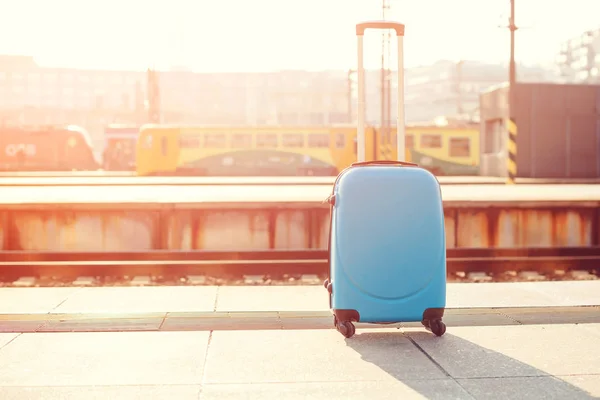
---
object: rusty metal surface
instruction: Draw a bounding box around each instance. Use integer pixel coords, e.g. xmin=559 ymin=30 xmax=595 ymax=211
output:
xmin=1 ymin=204 xmax=599 ymax=252
xmin=2 ymin=211 xmax=157 ymax=251
xmin=455 ymin=208 xmax=595 ymax=248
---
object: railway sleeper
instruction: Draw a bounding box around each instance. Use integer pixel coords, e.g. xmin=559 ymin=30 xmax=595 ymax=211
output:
xmin=0 ymin=270 xmax=598 ymax=287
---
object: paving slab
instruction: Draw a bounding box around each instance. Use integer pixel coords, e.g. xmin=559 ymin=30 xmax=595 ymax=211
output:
xmin=38 ymin=316 xmax=164 ymax=332
xmin=0 ymin=333 xmax=19 ymax=349
xmin=0 ymin=288 xmax=80 ymax=313
xmin=203 ymin=329 xmax=448 ymax=384
xmin=0 ymin=325 xmax=597 ymax=399
xmin=199 ymin=325 xmax=599 ymax=399
xmin=0 ymin=332 xmax=208 ymax=386
xmin=502 ymin=307 xmax=600 ymax=325
xmin=1 ymin=281 xmax=599 ymax=318
xmin=405 ymin=323 xmax=600 ymax=378
xmin=580 ymin=323 xmax=600 ymax=338
xmin=446 ymin=281 xmax=600 ymax=308
xmin=50 ymin=286 xmax=218 ymax=313
xmin=0 ymin=385 xmax=202 ymax=400
xmin=525 ymin=280 xmax=600 ymax=306
xmin=215 ymin=286 xmax=327 ymax=312
xmin=199 ymin=381 xmax=472 ymax=400
xmin=455 ymin=376 xmax=595 ymax=400
xmin=560 ymin=375 xmax=600 ymax=399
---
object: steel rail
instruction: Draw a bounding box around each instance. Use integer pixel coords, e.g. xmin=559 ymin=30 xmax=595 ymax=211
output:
xmin=0 ymin=247 xmax=599 ymax=279
xmin=3 ymin=247 xmax=600 ymax=262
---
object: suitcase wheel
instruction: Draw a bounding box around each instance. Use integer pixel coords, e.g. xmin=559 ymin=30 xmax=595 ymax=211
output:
xmin=422 ymin=319 xmax=446 ymax=337
xmin=336 ymin=320 xmax=356 ymax=338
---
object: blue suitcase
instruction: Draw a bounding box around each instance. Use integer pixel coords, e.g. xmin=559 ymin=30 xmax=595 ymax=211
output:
xmin=323 ymin=21 xmax=446 ymax=338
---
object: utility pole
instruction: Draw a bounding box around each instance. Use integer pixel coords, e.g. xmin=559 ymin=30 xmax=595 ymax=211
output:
xmin=455 ymin=60 xmax=464 ymax=117
xmin=147 ymin=68 xmax=161 ymax=124
xmin=507 ymin=0 xmax=518 ymax=184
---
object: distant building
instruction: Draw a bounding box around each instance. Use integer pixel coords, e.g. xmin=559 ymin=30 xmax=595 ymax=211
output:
xmin=556 ymin=27 xmax=600 ymax=83
xmin=0 ymin=55 xmax=144 ymax=157
xmin=402 ymin=60 xmax=558 ymax=124
xmin=0 ymin=55 xmax=558 ymax=156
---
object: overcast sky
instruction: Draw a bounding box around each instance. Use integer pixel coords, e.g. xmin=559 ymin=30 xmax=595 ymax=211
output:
xmin=1 ymin=0 xmax=599 ymax=71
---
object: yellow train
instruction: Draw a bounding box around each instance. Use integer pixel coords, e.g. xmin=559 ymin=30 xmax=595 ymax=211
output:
xmin=136 ymin=123 xmax=480 ymax=176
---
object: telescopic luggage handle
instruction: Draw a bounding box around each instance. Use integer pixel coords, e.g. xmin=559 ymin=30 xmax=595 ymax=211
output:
xmin=355 ymin=20 xmax=406 ymax=164
xmin=356 ymin=21 xmax=405 ymax=36
xmin=351 ymin=160 xmax=417 ymax=167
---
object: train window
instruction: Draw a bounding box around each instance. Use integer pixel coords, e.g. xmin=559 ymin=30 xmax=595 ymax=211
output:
xmin=161 ymin=136 xmax=168 ymax=156
xmin=144 ymin=135 xmax=153 ymax=149
xmin=231 ymin=133 xmax=252 ymax=148
xmin=405 ymin=135 xmax=414 ymax=149
xmin=204 ymin=133 xmax=226 ymax=148
xmin=335 ymin=133 xmax=345 ymax=149
xmin=281 ymin=133 xmax=304 ymax=147
xmin=67 ymin=136 xmax=78 ymax=148
xmin=421 ymin=134 xmax=442 ymax=148
xmin=449 ymin=137 xmax=470 ymax=157
xmin=256 ymin=133 xmax=278 ymax=148
xmin=179 ymin=136 xmax=201 ymax=148
xmin=308 ymin=134 xmax=329 ymax=148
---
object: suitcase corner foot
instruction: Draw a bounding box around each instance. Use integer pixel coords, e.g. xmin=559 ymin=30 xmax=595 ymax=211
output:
xmin=336 ymin=320 xmax=356 ymax=338
xmin=429 ymin=320 xmax=446 ymax=337
xmin=421 ymin=318 xmax=446 ymax=337
xmin=333 ymin=309 xmax=360 ymax=338
xmin=422 ymin=308 xmax=446 ymax=337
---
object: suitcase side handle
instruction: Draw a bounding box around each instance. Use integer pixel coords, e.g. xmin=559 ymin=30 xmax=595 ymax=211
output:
xmin=356 ymin=21 xmax=405 ymax=36
xmin=351 ymin=160 xmax=418 ymax=167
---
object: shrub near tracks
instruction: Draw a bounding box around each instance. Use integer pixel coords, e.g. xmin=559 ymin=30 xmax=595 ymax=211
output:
xmin=0 ymin=247 xmax=599 ymax=287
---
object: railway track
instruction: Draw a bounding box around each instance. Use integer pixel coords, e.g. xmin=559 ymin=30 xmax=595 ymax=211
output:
xmin=0 ymin=247 xmax=598 ymax=286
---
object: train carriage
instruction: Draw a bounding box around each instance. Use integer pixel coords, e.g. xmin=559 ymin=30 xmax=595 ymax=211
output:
xmin=135 ymin=123 xmax=479 ymax=176
xmin=102 ymin=124 xmax=140 ymax=171
xmin=0 ymin=124 xmax=99 ymax=172
xmin=402 ymin=123 xmax=480 ymax=176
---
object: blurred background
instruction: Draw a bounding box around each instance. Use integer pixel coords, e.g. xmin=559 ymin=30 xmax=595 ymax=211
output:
xmin=1 ymin=0 xmax=599 ymax=174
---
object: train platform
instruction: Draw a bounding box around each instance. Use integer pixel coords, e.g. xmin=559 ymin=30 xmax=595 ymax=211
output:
xmin=0 ymin=281 xmax=599 ymax=399
xmin=2 ymin=183 xmax=600 ymax=208
xmin=1 ymin=280 xmax=599 ymax=332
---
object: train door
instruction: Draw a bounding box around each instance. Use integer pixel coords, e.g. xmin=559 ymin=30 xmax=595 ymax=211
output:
xmin=104 ymin=138 xmax=135 ymax=170
xmin=64 ymin=134 xmax=82 ymax=170
xmin=136 ymin=128 xmax=179 ymax=175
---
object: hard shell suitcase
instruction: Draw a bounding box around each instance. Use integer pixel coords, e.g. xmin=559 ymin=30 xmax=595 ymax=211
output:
xmin=323 ymin=21 xmax=447 ymax=338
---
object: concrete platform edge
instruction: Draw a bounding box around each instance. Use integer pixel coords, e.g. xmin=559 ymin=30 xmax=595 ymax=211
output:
xmin=1 ymin=306 xmax=599 ymax=333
